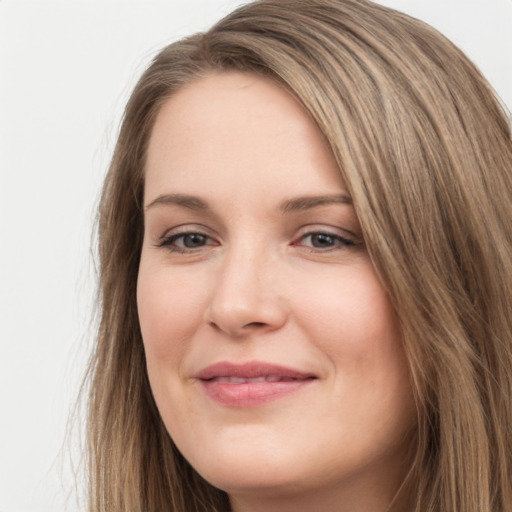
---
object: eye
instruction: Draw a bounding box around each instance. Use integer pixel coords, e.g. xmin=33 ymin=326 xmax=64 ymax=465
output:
xmin=297 ymin=231 xmax=355 ymax=250
xmin=158 ymin=231 xmax=216 ymax=253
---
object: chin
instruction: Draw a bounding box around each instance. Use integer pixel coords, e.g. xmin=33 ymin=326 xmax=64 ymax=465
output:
xmin=182 ymin=434 xmax=309 ymax=495
xmin=200 ymin=461 xmax=310 ymax=499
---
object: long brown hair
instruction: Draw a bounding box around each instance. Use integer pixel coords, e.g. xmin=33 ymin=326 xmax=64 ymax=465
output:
xmin=87 ymin=1 xmax=512 ymax=510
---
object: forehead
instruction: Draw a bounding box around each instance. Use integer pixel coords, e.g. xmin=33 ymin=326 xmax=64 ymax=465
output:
xmin=144 ymin=71 xmax=346 ymax=206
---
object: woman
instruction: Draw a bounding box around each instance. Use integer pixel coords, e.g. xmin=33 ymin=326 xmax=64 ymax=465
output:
xmin=87 ymin=0 xmax=512 ymax=511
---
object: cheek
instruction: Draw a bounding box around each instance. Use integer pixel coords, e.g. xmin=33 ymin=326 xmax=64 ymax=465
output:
xmin=136 ymin=262 xmax=207 ymax=366
xmin=291 ymin=263 xmax=411 ymax=409
xmin=292 ymin=262 xmax=399 ymax=354
xmin=136 ymin=263 xmax=207 ymax=433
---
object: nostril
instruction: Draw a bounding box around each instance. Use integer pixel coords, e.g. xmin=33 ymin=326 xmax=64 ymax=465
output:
xmin=245 ymin=322 xmax=266 ymax=329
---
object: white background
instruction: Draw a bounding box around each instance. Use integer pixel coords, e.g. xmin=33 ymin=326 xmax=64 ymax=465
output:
xmin=0 ymin=1 xmax=510 ymax=511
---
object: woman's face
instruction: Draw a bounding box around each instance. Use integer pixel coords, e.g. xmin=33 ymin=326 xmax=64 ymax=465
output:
xmin=138 ymin=72 xmax=416 ymax=511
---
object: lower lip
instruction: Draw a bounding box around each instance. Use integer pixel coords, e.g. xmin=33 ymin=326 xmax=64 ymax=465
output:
xmin=200 ymin=379 xmax=314 ymax=407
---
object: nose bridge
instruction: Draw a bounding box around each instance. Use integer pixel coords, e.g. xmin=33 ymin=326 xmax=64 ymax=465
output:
xmin=206 ymin=235 xmax=286 ymax=336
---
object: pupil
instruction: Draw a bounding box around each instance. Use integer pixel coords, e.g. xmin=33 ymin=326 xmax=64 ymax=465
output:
xmin=312 ymin=233 xmax=334 ymax=247
xmin=184 ymin=234 xmax=206 ymax=248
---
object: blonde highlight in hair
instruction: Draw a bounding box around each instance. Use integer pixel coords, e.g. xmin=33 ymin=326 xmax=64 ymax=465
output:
xmin=88 ymin=1 xmax=512 ymax=511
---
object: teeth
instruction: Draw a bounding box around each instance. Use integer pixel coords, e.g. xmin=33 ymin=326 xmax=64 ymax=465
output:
xmin=213 ymin=375 xmax=295 ymax=383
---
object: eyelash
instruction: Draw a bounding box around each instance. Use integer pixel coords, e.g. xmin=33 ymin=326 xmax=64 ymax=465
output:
xmin=157 ymin=229 xmax=356 ymax=254
xmin=157 ymin=231 xmax=217 ymax=253
xmin=296 ymin=232 xmax=356 ymax=251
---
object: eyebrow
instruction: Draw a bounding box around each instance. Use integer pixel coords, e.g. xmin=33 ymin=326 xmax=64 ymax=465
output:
xmin=280 ymin=194 xmax=352 ymax=212
xmin=145 ymin=193 xmax=210 ymax=212
xmin=144 ymin=192 xmax=352 ymax=213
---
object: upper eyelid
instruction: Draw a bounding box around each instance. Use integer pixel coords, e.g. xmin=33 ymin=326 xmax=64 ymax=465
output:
xmin=294 ymin=224 xmax=359 ymax=239
xmin=153 ymin=222 xmax=360 ymax=244
xmin=160 ymin=224 xmax=216 ymax=238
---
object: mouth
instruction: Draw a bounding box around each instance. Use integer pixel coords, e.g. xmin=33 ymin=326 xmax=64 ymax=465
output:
xmin=195 ymin=361 xmax=317 ymax=407
xmin=208 ymin=375 xmax=307 ymax=383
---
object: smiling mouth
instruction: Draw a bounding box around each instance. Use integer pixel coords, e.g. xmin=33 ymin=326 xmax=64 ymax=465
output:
xmin=196 ymin=361 xmax=317 ymax=407
xmin=208 ymin=375 xmax=309 ymax=383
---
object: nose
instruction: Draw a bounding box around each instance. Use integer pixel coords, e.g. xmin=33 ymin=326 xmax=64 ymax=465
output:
xmin=204 ymin=247 xmax=288 ymax=338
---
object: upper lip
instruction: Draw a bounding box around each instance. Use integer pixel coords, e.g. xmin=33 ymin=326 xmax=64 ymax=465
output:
xmin=195 ymin=361 xmax=317 ymax=381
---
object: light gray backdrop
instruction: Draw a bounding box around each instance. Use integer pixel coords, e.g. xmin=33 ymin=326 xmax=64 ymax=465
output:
xmin=1 ymin=1 xmax=511 ymax=511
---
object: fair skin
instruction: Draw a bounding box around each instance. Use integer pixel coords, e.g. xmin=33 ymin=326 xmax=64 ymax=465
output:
xmin=137 ymin=72 xmax=416 ymax=512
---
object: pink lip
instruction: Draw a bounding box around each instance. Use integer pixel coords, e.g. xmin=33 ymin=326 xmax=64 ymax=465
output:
xmin=195 ymin=361 xmax=317 ymax=407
